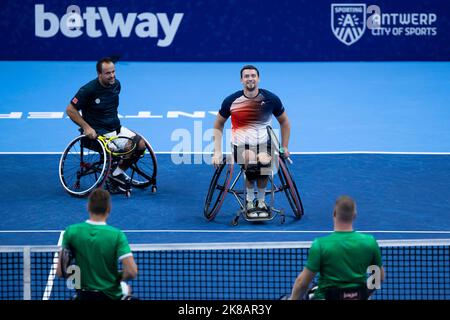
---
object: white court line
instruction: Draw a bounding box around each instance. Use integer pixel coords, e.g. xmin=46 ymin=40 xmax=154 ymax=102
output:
xmin=1 ymin=229 xmax=450 ymax=234
xmin=1 ymin=151 xmax=450 ymax=155
xmin=42 ymin=231 xmax=64 ymax=300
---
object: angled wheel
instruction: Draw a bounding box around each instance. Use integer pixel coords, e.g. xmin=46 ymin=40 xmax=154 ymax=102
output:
xmin=204 ymin=157 xmax=234 ymax=221
xmin=278 ymin=157 xmax=304 ymax=219
xmin=124 ymin=137 xmax=157 ymax=190
xmin=59 ymin=136 xmax=110 ymax=197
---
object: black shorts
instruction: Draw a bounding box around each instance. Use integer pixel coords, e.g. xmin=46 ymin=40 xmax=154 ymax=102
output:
xmin=75 ymin=290 xmax=116 ymax=301
xmin=233 ymin=141 xmax=272 ymax=165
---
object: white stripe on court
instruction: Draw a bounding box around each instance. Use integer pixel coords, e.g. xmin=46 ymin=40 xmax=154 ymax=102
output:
xmin=42 ymin=231 xmax=64 ymax=300
xmin=1 ymin=151 xmax=450 ymax=155
xmin=1 ymin=229 xmax=450 ymax=234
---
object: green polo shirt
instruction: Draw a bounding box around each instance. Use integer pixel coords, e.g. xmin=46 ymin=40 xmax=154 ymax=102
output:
xmin=306 ymin=231 xmax=383 ymax=299
xmin=62 ymin=220 xmax=132 ymax=300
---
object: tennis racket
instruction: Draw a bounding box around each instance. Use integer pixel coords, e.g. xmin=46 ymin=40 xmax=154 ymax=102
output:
xmin=97 ymin=135 xmax=137 ymax=156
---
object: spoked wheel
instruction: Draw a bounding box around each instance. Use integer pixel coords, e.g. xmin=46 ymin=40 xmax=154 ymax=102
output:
xmin=204 ymin=157 xmax=234 ymax=221
xmin=124 ymin=138 xmax=157 ymax=190
xmin=278 ymin=157 xmax=304 ymax=219
xmin=59 ymin=136 xmax=110 ymax=197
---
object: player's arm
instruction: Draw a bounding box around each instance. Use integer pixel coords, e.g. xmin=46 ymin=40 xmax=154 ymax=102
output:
xmin=56 ymin=250 xmax=63 ymax=278
xmin=290 ymin=267 xmax=316 ymax=300
xmin=66 ymin=103 xmax=97 ymax=139
xmin=120 ymin=255 xmax=138 ymax=281
xmin=276 ymin=112 xmax=291 ymax=157
xmin=212 ymin=114 xmax=227 ymax=166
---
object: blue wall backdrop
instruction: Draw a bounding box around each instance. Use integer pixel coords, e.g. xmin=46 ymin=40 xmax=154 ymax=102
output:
xmin=0 ymin=0 xmax=449 ymax=61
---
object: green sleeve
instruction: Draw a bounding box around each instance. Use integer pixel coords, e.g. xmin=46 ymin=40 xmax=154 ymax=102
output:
xmin=61 ymin=227 xmax=71 ymax=249
xmin=305 ymin=239 xmax=321 ymax=272
xmin=116 ymin=231 xmax=132 ymax=259
xmin=372 ymin=239 xmax=383 ymax=267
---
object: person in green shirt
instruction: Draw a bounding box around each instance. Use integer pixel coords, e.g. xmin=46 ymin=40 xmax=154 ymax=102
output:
xmin=56 ymin=188 xmax=138 ymax=300
xmin=290 ymin=195 xmax=385 ymax=300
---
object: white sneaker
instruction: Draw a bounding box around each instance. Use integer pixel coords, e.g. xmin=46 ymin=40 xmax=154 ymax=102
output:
xmin=257 ymin=200 xmax=269 ymax=218
xmin=246 ymin=201 xmax=258 ymax=218
xmin=257 ymin=200 xmax=268 ymax=211
xmin=258 ymin=211 xmax=269 ymax=218
xmin=247 ymin=211 xmax=259 ymax=218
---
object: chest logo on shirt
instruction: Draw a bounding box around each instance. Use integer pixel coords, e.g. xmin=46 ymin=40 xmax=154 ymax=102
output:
xmin=259 ymin=100 xmax=268 ymax=109
xmin=95 ymin=98 xmax=101 ymax=104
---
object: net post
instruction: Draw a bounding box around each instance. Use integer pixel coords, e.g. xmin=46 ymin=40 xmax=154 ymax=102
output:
xmin=23 ymin=246 xmax=31 ymax=300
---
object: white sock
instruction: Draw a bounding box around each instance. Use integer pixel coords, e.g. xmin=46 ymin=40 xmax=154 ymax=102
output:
xmin=246 ymin=188 xmax=255 ymax=202
xmin=257 ymin=188 xmax=266 ymax=202
xmin=113 ymin=167 xmax=124 ymax=176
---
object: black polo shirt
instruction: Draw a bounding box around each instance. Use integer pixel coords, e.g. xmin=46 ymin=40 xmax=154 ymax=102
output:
xmin=70 ymin=79 xmax=121 ymax=135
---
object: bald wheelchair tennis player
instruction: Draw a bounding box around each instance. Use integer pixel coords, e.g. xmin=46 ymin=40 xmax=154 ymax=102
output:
xmin=290 ymin=196 xmax=385 ymax=300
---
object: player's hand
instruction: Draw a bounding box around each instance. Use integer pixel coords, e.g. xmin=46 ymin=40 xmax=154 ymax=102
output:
xmin=212 ymin=152 xmax=223 ymax=168
xmin=83 ymin=126 xmax=97 ymax=140
xmin=280 ymin=146 xmax=290 ymax=158
xmin=120 ymin=281 xmax=132 ymax=296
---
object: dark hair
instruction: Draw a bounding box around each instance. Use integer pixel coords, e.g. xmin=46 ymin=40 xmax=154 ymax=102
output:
xmin=240 ymin=65 xmax=260 ymax=78
xmin=334 ymin=195 xmax=356 ymax=223
xmin=88 ymin=188 xmax=111 ymax=215
xmin=96 ymin=57 xmax=115 ymax=74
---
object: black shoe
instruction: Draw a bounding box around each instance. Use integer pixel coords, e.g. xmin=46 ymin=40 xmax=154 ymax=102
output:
xmin=107 ymin=181 xmax=126 ymax=194
xmin=110 ymin=173 xmax=131 ymax=186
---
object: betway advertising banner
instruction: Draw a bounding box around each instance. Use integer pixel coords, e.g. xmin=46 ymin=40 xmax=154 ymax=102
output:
xmin=1 ymin=0 xmax=449 ymax=61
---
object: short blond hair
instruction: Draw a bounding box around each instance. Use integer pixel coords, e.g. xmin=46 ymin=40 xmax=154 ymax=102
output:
xmin=88 ymin=188 xmax=111 ymax=215
xmin=334 ymin=195 xmax=356 ymax=222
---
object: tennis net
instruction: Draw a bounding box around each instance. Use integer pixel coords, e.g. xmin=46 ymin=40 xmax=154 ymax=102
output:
xmin=1 ymin=239 xmax=449 ymax=300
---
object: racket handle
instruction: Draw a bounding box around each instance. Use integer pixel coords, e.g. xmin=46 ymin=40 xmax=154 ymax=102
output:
xmin=286 ymin=157 xmax=293 ymax=165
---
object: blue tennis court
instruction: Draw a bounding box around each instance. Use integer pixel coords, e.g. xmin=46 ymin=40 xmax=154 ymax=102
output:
xmin=1 ymin=61 xmax=450 ymax=243
xmin=1 ymin=61 xmax=449 ymax=300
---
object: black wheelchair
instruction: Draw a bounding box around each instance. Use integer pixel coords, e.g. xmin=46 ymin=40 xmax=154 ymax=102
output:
xmin=59 ymin=132 xmax=157 ymax=197
xmin=204 ymin=126 xmax=304 ymax=225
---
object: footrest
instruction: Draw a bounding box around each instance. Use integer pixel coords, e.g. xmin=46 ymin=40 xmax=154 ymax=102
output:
xmin=244 ymin=208 xmax=273 ymax=221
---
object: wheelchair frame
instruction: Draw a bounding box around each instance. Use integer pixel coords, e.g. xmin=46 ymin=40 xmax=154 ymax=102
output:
xmin=204 ymin=154 xmax=304 ymax=226
xmin=228 ymin=165 xmax=287 ymax=225
xmin=59 ymin=134 xmax=157 ymax=197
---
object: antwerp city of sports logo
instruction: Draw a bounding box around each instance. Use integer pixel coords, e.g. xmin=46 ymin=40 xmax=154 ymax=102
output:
xmin=331 ymin=3 xmax=366 ymax=46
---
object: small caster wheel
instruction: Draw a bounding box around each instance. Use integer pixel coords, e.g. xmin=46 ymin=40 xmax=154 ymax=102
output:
xmin=151 ymin=185 xmax=157 ymax=193
xmin=125 ymin=190 xmax=131 ymax=198
xmin=232 ymin=217 xmax=239 ymax=226
xmin=280 ymin=215 xmax=285 ymax=224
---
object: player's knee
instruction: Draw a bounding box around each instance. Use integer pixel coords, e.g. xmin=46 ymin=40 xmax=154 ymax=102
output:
xmin=243 ymin=149 xmax=257 ymax=165
xmin=132 ymin=134 xmax=144 ymax=149
xmin=258 ymin=153 xmax=272 ymax=166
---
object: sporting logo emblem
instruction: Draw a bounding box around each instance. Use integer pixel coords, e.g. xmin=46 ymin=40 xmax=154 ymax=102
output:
xmin=331 ymin=4 xmax=366 ymax=46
